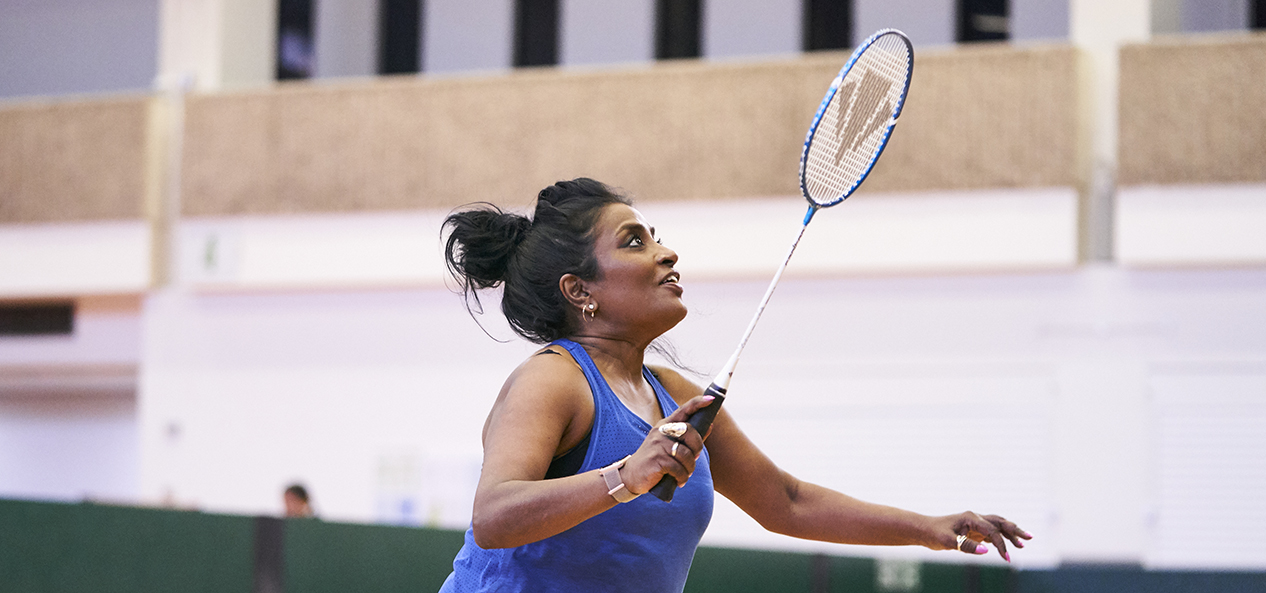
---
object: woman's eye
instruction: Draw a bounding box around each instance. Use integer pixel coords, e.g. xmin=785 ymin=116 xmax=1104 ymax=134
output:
xmin=627 ymin=236 xmax=644 ymax=247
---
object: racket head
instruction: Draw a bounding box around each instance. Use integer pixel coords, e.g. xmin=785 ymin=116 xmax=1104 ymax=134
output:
xmin=799 ymin=29 xmax=913 ymax=209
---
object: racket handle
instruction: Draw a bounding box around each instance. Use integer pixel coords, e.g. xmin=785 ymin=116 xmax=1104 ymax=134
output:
xmin=649 ymin=384 xmax=727 ymax=502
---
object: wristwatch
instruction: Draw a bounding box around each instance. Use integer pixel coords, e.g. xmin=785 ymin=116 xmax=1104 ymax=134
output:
xmin=600 ymin=455 xmax=641 ymax=503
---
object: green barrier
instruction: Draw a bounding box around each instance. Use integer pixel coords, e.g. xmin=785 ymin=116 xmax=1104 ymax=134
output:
xmin=0 ymin=498 xmax=254 ymax=593
xmin=284 ymin=519 xmax=464 ymax=593
xmin=686 ymin=546 xmax=1014 ymax=593
xmin=0 ymin=498 xmax=1037 ymax=593
xmin=686 ymin=547 xmax=815 ymax=592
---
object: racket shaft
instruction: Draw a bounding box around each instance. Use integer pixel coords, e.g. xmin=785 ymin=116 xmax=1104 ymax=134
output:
xmin=714 ymin=217 xmax=811 ymax=392
xmin=649 ymin=386 xmax=727 ymax=501
xmin=651 ymin=214 xmax=812 ymax=502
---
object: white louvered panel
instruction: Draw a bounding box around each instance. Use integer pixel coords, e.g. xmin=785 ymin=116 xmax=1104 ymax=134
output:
xmin=714 ymin=361 xmax=1055 ymax=561
xmin=1148 ymin=372 xmax=1266 ymax=569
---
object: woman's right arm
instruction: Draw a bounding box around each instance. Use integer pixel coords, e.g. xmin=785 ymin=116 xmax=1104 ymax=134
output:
xmin=470 ymin=355 xmax=708 ymax=549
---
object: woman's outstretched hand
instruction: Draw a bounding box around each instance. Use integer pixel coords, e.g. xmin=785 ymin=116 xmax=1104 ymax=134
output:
xmin=620 ymin=395 xmax=713 ymax=495
xmin=931 ymin=512 xmax=1032 ymax=562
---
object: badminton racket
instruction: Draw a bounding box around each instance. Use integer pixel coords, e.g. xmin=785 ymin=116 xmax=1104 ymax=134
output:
xmin=650 ymin=29 xmax=914 ymax=502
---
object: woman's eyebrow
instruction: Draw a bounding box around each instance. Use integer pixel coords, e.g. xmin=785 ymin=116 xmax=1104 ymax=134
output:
xmin=617 ymin=221 xmax=654 ymax=236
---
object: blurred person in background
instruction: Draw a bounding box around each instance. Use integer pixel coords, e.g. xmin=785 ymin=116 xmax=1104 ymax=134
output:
xmin=283 ymin=483 xmax=314 ymax=518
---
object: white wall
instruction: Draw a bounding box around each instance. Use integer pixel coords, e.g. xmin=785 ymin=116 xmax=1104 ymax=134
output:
xmin=0 ymin=0 xmax=159 ymax=99
xmin=704 ymin=0 xmax=803 ymax=60
xmin=0 ymin=296 xmax=143 ymax=502
xmin=423 ymin=0 xmax=514 ymax=74
xmin=0 ymin=392 xmax=138 ymax=503
xmin=1181 ymin=0 xmax=1250 ymax=32
xmin=560 ymin=0 xmax=655 ymax=67
xmin=313 ymin=0 xmax=379 ymax=79
xmin=128 ymin=253 xmax=1266 ymax=569
xmin=855 ymin=0 xmax=956 ymax=48
xmin=136 ymin=287 xmax=526 ymax=523
xmin=1012 ymin=0 xmax=1071 ymax=42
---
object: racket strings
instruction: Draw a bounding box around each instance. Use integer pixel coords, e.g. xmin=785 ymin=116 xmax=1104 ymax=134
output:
xmin=803 ymin=33 xmax=911 ymax=206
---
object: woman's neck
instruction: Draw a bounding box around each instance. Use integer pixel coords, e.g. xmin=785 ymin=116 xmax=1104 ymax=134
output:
xmin=568 ymin=335 xmax=647 ymax=382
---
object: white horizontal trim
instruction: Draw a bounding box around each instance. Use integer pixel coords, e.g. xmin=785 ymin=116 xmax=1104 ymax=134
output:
xmin=178 ymin=212 xmax=451 ymax=290
xmin=177 ymin=189 xmax=1080 ymax=291
xmin=0 ymin=221 xmax=151 ymax=298
xmin=1117 ymin=184 xmax=1266 ymax=267
xmin=643 ymin=188 xmax=1079 ymax=280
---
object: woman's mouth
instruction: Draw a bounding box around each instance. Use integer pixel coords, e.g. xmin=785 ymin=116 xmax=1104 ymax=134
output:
xmin=660 ymin=272 xmax=683 ymax=294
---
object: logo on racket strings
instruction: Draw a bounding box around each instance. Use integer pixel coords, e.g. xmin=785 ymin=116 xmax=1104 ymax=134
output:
xmin=831 ymin=68 xmax=894 ymax=166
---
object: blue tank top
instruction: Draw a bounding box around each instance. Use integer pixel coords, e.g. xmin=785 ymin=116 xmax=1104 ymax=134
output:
xmin=439 ymin=339 xmax=713 ymax=593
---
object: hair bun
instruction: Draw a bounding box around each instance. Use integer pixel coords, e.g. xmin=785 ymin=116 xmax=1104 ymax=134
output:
xmin=443 ymin=204 xmax=532 ymax=289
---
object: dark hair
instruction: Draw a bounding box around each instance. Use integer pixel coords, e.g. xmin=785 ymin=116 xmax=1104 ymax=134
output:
xmin=284 ymin=484 xmax=309 ymax=502
xmin=443 ymin=178 xmax=631 ymax=343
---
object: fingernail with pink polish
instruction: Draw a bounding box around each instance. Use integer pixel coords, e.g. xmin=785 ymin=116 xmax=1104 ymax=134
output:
xmin=974 ymin=545 xmax=988 ymax=555
xmin=1004 ymin=552 xmax=1011 ymax=563
xmin=703 ymin=395 xmax=715 ymax=402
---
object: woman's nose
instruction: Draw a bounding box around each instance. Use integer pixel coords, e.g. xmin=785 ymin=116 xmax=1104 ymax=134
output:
xmin=658 ymin=245 xmax=678 ymax=266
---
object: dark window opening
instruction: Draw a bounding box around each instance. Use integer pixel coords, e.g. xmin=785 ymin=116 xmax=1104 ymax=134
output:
xmin=277 ymin=0 xmax=315 ymax=79
xmin=957 ymin=0 xmax=1009 ymax=42
xmin=656 ymin=0 xmax=702 ymax=60
xmin=0 ymin=303 xmax=74 ymax=336
xmin=379 ymin=0 xmax=422 ymax=74
xmin=514 ymin=0 xmax=559 ymax=67
xmin=804 ymin=0 xmax=852 ymax=52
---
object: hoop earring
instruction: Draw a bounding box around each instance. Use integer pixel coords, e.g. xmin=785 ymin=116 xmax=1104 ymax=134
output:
xmin=585 ymin=302 xmax=597 ymax=320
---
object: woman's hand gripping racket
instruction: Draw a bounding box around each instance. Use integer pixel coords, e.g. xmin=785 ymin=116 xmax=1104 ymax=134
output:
xmin=650 ymin=29 xmax=914 ymax=502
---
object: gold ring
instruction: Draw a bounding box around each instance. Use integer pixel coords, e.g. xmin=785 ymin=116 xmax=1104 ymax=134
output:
xmin=659 ymin=422 xmax=688 ymax=439
xmin=671 ymin=442 xmax=680 ymax=457
xmin=956 ymin=534 xmax=968 ymax=551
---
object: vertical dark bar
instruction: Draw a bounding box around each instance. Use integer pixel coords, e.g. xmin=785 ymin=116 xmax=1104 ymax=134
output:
xmin=1253 ymin=0 xmax=1265 ymax=29
xmin=379 ymin=0 xmax=422 ymax=74
xmin=277 ymin=0 xmax=315 ymax=80
xmin=655 ymin=0 xmax=702 ymax=60
xmin=809 ymin=553 xmax=832 ymax=593
xmin=803 ymin=0 xmax=852 ymax=51
xmin=513 ymin=0 xmax=560 ymax=67
xmin=252 ymin=516 xmax=286 ymax=593
xmin=957 ymin=0 xmax=1010 ymax=42
xmin=963 ymin=564 xmax=981 ymax=593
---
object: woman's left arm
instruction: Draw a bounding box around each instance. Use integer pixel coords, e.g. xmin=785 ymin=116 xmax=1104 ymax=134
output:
xmin=650 ymin=366 xmax=1031 ymax=561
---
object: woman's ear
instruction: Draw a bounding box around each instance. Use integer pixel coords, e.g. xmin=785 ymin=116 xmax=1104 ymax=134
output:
xmin=559 ymin=274 xmax=589 ymax=309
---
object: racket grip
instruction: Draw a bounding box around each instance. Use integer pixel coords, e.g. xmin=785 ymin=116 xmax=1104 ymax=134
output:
xmin=649 ymin=384 xmax=727 ymax=502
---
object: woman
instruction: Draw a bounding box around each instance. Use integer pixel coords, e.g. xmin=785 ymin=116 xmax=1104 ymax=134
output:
xmin=439 ymin=178 xmax=1030 ymax=593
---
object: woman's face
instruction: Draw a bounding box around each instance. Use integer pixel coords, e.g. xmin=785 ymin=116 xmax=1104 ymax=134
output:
xmin=583 ymin=203 xmax=686 ymax=339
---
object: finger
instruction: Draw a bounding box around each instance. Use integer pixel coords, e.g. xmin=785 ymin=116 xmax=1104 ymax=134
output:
xmin=954 ymin=532 xmax=987 ymax=555
xmin=664 ymin=395 xmax=716 ymax=422
xmin=992 ymin=534 xmax=1009 ymax=561
xmin=679 ymin=427 xmax=705 ymax=460
xmin=956 ymin=514 xmax=994 ymax=557
xmin=965 ymin=515 xmax=1008 ymax=561
xmin=663 ymin=442 xmax=694 ymax=486
xmin=985 ymin=515 xmax=1032 ymax=548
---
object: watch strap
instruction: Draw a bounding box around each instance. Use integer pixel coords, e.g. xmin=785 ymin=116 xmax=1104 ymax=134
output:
xmin=600 ymin=455 xmax=640 ymax=503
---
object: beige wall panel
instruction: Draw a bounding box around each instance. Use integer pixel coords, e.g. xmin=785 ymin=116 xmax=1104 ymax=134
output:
xmin=182 ymin=45 xmax=1080 ymax=216
xmin=0 ymin=97 xmax=151 ymax=223
xmin=1119 ymin=33 xmax=1266 ymax=185
xmin=862 ymin=44 xmax=1080 ymax=194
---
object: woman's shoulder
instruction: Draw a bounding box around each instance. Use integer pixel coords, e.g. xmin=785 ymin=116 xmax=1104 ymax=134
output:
xmin=499 ymin=344 xmax=590 ymax=403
